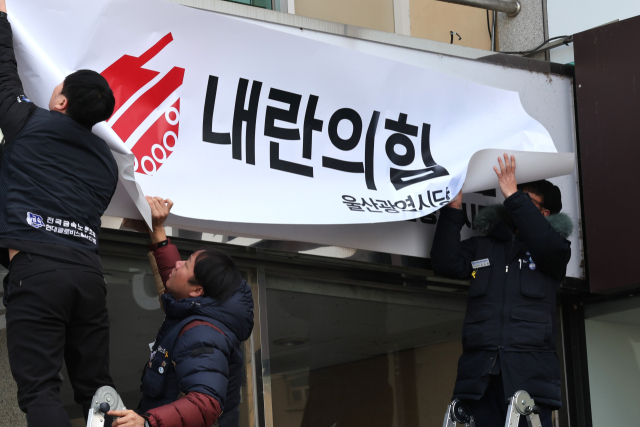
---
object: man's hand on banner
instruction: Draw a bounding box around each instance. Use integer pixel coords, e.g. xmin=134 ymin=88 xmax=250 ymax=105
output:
xmin=447 ymin=191 xmax=463 ymax=209
xmin=0 ymin=0 xmax=6 ymax=13
xmin=494 ymin=153 xmax=518 ymax=199
xmin=146 ymin=196 xmax=173 ymax=243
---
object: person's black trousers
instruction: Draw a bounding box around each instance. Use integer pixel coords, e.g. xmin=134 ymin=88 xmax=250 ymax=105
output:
xmin=3 ymin=252 xmax=114 ymax=427
xmin=465 ymin=374 xmax=553 ymax=427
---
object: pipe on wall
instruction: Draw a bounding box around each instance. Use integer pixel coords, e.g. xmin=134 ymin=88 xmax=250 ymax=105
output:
xmin=436 ymin=0 xmax=521 ymax=17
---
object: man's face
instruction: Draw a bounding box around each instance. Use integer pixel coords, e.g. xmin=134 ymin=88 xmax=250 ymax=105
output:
xmin=165 ymin=250 xmax=204 ymax=300
xmin=48 ymin=82 xmax=68 ymax=112
xmin=523 ymin=190 xmax=551 ymax=217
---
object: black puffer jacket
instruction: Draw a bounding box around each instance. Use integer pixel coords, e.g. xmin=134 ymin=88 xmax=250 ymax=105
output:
xmin=431 ymin=191 xmax=572 ymax=408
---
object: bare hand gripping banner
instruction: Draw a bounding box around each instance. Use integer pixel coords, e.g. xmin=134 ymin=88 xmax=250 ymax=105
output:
xmin=7 ymin=0 xmax=572 ymax=225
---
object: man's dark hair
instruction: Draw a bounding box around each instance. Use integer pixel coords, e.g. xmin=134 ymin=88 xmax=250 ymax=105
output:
xmin=188 ymin=248 xmax=243 ymax=301
xmin=517 ymin=179 xmax=562 ymax=214
xmin=61 ymin=70 xmax=115 ymax=129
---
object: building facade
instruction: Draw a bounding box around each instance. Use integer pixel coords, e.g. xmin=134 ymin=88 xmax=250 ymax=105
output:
xmin=0 ymin=1 xmax=638 ymax=426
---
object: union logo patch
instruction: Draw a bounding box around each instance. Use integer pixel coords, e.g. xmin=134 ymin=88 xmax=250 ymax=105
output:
xmin=26 ymin=212 xmax=45 ymax=229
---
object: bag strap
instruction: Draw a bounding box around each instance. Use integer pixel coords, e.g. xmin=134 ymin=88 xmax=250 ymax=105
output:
xmin=179 ymin=320 xmax=226 ymax=338
xmin=176 ymin=318 xmax=235 ymax=360
xmin=153 ymin=315 xmax=214 ymax=354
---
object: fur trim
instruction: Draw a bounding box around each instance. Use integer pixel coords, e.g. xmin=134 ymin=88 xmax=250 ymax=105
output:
xmin=473 ymin=204 xmax=509 ymax=235
xmin=472 ymin=204 xmax=573 ymax=239
xmin=546 ymin=212 xmax=574 ymax=239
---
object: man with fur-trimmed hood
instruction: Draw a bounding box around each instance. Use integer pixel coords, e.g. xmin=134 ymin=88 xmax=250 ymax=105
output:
xmin=431 ymin=154 xmax=572 ymax=427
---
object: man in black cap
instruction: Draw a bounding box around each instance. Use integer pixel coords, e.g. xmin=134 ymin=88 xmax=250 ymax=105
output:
xmin=431 ymin=154 xmax=573 ymax=427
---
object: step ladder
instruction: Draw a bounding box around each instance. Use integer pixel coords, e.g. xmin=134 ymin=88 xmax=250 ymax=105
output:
xmin=443 ymin=399 xmax=475 ymax=427
xmin=443 ymin=390 xmax=542 ymax=427
xmin=505 ymin=390 xmax=542 ymax=427
xmin=87 ymin=386 xmax=126 ymax=427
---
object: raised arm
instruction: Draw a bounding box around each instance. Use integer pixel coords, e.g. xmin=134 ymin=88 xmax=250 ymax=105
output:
xmin=494 ymin=154 xmax=571 ymax=280
xmin=147 ymin=196 xmax=180 ymax=287
xmin=0 ymin=2 xmax=38 ymax=143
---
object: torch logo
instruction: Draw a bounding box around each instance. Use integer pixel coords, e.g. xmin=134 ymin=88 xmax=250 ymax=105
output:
xmin=101 ymin=33 xmax=184 ymax=175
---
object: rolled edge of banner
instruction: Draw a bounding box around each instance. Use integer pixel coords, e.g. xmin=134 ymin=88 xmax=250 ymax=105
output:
xmin=110 ymin=150 xmax=152 ymax=229
xmin=93 ymin=122 xmax=152 ymax=229
xmin=460 ymin=149 xmax=575 ymax=194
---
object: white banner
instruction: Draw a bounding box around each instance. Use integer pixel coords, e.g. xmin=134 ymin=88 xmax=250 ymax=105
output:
xmin=8 ymin=0 xmax=571 ymax=225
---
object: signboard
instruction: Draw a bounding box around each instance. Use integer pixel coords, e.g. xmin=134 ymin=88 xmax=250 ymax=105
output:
xmin=6 ymin=0 xmax=582 ymax=278
xmin=7 ymin=0 xmax=571 ymax=225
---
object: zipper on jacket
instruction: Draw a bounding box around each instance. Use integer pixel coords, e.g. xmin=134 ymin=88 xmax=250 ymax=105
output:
xmin=499 ymin=233 xmax=516 ymax=349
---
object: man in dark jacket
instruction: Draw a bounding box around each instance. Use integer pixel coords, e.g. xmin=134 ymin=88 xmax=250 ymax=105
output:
xmin=0 ymin=1 xmax=119 ymax=426
xmin=431 ymin=154 xmax=572 ymax=427
xmin=109 ymin=197 xmax=254 ymax=427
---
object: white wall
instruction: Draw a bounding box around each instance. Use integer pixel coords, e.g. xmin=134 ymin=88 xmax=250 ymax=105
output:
xmin=585 ymin=319 xmax=640 ymax=426
xmin=547 ymin=0 xmax=640 ymax=64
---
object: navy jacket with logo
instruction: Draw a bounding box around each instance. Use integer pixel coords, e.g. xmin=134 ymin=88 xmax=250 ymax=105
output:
xmin=0 ymin=17 xmax=117 ymax=268
xmin=140 ymin=242 xmax=254 ymax=427
xmin=431 ymin=191 xmax=573 ymax=408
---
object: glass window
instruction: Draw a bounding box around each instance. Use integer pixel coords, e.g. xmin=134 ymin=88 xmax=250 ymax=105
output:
xmin=224 ymin=0 xmax=273 ymax=10
xmin=1 ymin=227 xmax=572 ymax=426
xmin=584 ymin=295 xmax=640 ymax=426
xmin=263 ymin=272 xmax=468 ymax=427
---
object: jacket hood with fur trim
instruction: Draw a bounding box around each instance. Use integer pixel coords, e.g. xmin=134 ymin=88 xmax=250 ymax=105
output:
xmin=472 ymin=204 xmax=574 ymax=239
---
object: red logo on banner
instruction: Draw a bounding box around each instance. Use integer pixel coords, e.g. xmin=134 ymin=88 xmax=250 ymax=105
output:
xmin=101 ymin=33 xmax=184 ymax=175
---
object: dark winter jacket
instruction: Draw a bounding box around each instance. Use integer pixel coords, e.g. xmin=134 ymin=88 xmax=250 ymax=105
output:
xmin=0 ymin=17 xmax=117 ymax=269
xmin=140 ymin=241 xmax=254 ymax=427
xmin=431 ymin=191 xmax=572 ymax=408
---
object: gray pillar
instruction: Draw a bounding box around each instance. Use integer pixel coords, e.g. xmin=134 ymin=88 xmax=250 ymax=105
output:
xmin=497 ymin=0 xmax=546 ymax=60
xmin=0 ymin=329 xmax=27 ymax=427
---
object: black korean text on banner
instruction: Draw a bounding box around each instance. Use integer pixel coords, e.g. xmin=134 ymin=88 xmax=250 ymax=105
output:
xmin=322 ymin=108 xmax=379 ymax=190
xmin=202 ymin=76 xmax=262 ymax=165
xmin=99 ymin=33 xmax=454 ymax=220
xmin=265 ymin=88 xmax=312 ymax=177
xmin=341 ymin=186 xmax=452 ymax=214
xmin=202 ymin=75 xmax=451 ymax=195
xmin=385 ymin=114 xmax=450 ymax=190
xmin=99 ymin=34 xmax=451 ymax=196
